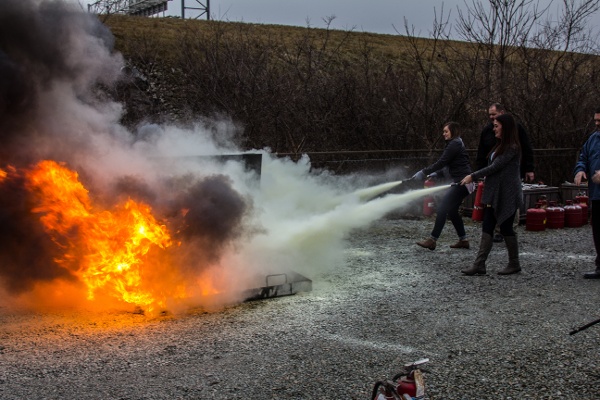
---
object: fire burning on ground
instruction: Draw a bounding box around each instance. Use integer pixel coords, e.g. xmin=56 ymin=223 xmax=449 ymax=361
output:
xmin=0 ymin=0 xmax=448 ymax=315
xmin=23 ymin=160 xmax=176 ymax=311
xmin=0 ymin=159 xmax=243 ymax=314
xmin=0 ymin=0 xmax=252 ymax=314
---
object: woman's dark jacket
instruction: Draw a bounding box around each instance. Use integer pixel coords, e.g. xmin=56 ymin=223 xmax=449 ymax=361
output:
xmin=422 ymin=137 xmax=472 ymax=183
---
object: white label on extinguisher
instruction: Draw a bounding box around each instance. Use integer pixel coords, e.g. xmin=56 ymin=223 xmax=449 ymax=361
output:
xmin=414 ymin=370 xmax=425 ymax=398
xmin=427 ymin=202 xmax=434 ymax=208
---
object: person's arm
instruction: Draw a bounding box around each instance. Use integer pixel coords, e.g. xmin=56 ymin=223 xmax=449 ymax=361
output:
xmin=422 ymin=140 xmax=460 ymax=176
xmin=518 ymin=124 xmax=535 ymax=182
xmin=574 ymin=139 xmax=590 ymax=185
xmin=471 ymin=146 xmax=519 ymax=181
xmin=475 ymin=127 xmax=491 ymax=171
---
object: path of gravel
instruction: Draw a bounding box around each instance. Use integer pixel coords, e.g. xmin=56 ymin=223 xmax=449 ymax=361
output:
xmin=1 ymin=217 xmax=599 ymax=399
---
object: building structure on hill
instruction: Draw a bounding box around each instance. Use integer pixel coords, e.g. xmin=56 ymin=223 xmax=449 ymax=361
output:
xmin=87 ymin=0 xmax=210 ymax=19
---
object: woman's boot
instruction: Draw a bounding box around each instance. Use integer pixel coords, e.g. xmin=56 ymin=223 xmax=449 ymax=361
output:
xmin=450 ymin=240 xmax=470 ymax=249
xmin=498 ymin=235 xmax=521 ymax=275
xmin=461 ymin=233 xmax=493 ymax=275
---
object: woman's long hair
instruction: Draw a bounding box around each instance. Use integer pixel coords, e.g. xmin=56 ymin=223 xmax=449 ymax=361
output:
xmin=492 ymin=113 xmax=521 ymax=158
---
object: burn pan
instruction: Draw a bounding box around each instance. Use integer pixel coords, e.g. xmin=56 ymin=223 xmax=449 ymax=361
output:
xmin=242 ymin=271 xmax=312 ymax=302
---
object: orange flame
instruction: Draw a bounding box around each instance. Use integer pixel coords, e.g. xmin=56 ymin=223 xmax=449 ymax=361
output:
xmin=24 ymin=160 xmax=186 ymax=313
xmin=0 ymin=165 xmax=15 ymax=184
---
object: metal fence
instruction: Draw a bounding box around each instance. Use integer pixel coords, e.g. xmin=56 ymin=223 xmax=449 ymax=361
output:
xmin=278 ymin=148 xmax=580 ymax=188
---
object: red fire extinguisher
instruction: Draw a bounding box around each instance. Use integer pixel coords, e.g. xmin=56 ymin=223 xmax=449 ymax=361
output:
xmin=423 ymin=178 xmax=436 ymax=216
xmin=472 ymin=181 xmax=484 ymax=221
xmin=371 ymin=358 xmax=429 ymax=400
xmin=525 ymin=202 xmax=547 ymax=231
xmin=576 ymin=192 xmax=589 ymax=225
xmin=564 ymin=200 xmax=582 ymax=228
xmin=575 ymin=192 xmax=589 ymax=206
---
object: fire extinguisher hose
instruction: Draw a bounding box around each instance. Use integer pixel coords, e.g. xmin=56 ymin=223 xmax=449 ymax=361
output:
xmin=393 ymin=368 xmax=430 ymax=381
xmin=392 ymin=372 xmax=407 ymax=381
xmin=370 ymin=381 xmax=403 ymax=400
xmin=569 ymin=316 xmax=600 ymax=335
xmin=370 ymin=381 xmax=386 ymax=400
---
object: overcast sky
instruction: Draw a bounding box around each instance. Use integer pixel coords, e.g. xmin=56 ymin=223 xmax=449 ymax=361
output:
xmin=195 ymin=0 xmax=457 ymax=35
xmin=81 ymin=0 xmax=598 ymax=38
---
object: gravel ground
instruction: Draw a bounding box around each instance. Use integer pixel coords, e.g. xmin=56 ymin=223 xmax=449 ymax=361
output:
xmin=1 ymin=216 xmax=600 ymax=400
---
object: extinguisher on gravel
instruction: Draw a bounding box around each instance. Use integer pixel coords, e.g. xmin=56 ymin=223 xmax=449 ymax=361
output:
xmin=371 ymin=358 xmax=429 ymax=400
xmin=422 ymin=178 xmax=436 ymax=216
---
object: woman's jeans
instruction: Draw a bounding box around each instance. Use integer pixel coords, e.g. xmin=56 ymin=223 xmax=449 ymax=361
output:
xmin=431 ymin=184 xmax=469 ymax=239
xmin=482 ymin=207 xmax=516 ymax=237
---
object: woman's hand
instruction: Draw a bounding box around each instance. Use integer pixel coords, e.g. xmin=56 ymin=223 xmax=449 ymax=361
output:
xmin=411 ymin=170 xmax=425 ymax=180
xmin=460 ymin=174 xmax=473 ymax=185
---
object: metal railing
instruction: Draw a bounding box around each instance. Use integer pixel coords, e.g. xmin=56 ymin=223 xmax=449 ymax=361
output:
xmin=275 ymin=148 xmax=580 ymax=188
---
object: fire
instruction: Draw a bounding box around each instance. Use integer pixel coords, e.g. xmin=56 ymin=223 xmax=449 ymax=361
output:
xmin=0 ymin=165 xmax=15 ymax=184
xmin=22 ymin=160 xmax=185 ymax=312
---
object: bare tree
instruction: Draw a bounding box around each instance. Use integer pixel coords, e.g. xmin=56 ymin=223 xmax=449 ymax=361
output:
xmin=396 ymin=5 xmax=459 ymax=151
xmin=533 ymin=0 xmax=600 ymax=53
xmin=455 ymin=0 xmax=546 ymax=100
xmin=515 ymin=0 xmax=600 ymax=148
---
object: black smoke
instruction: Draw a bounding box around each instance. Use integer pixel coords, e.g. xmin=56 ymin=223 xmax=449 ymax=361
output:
xmin=175 ymin=175 xmax=248 ymax=261
xmin=0 ymin=169 xmax=74 ymax=293
xmin=0 ymin=0 xmax=122 ymax=167
xmin=107 ymin=174 xmax=249 ymax=258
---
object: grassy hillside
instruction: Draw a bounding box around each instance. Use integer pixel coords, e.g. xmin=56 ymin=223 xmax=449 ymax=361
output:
xmin=103 ymin=15 xmax=436 ymax=61
xmin=99 ymin=14 xmax=600 ymax=184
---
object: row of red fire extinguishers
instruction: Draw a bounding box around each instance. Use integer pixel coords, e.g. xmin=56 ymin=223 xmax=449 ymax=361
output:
xmin=423 ymin=178 xmax=591 ymax=230
xmin=523 ymin=192 xmax=589 ymax=231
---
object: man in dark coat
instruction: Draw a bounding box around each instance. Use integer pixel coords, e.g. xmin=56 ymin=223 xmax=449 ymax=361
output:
xmin=574 ymin=107 xmax=600 ymax=279
xmin=476 ymin=103 xmax=535 ymax=242
xmin=476 ymin=103 xmax=535 ymax=181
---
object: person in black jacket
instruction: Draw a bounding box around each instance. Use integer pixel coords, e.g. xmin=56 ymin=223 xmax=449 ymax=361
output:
xmin=476 ymin=103 xmax=535 ymax=180
xmin=476 ymin=103 xmax=535 ymax=242
xmin=412 ymin=122 xmax=474 ymax=250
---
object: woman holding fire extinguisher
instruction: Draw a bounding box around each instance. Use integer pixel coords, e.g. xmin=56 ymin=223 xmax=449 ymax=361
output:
xmin=460 ymin=113 xmax=523 ymax=275
xmin=412 ymin=122 xmax=473 ymax=250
